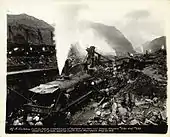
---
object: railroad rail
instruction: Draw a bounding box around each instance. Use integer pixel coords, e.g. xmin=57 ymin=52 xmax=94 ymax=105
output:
xmin=7 ymin=67 xmax=58 ymax=76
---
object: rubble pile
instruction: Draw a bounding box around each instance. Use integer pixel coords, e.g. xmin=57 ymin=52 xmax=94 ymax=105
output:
xmin=6 ymin=106 xmax=44 ymax=126
xmin=119 ymin=71 xmax=166 ymax=98
xmin=87 ymin=49 xmax=167 ymax=126
xmin=152 ymin=49 xmax=167 ymax=77
xmin=87 ymin=86 xmax=166 ymax=126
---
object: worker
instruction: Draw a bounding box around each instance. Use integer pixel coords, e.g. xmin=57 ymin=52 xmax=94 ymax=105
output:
xmin=86 ymin=46 xmax=95 ymax=68
xmin=125 ymin=71 xmax=137 ymax=111
xmin=62 ymin=58 xmax=72 ymax=79
xmin=37 ymin=29 xmax=43 ymax=44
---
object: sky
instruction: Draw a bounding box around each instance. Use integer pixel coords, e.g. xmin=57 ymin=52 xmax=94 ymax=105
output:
xmin=4 ymin=0 xmax=167 ymax=73
xmin=5 ymin=0 xmax=166 ymax=46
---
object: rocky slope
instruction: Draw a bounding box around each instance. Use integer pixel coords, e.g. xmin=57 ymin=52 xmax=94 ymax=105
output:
xmin=7 ymin=14 xmax=54 ymax=46
xmin=143 ymin=36 xmax=166 ymax=53
xmin=7 ymin=14 xmax=57 ymax=71
xmin=90 ymin=22 xmax=135 ymax=56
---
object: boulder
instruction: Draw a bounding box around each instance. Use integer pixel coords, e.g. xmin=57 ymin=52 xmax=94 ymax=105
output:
xmin=33 ymin=116 xmax=40 ymax=122
xmin=13 ymin=119 xmax=20 ymax=126
xmin=130 ymin=119 xmax=140 ymax=125
xmin=117 ymin=105 xmax=127 ymax=116
xmin=96 ymin=110 xmax=101 ymax=116
xmin=102 ymin=102 xmax=110 ymax=109
xmin=35 ymin=121 xmax=43 ymax=126
xmin=28 ymin=121 xmax=34 ymax=126
xmin=26 ymin=116 xmax=33 ymax=122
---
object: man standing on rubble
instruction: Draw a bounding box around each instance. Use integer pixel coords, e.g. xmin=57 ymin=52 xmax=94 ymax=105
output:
xmin=84 ymin=46 xmax=98 ymax=74
xmin=86 ymin=46 xmax=96 ymax=68
xmin=122 ymin=70 xmax=136 ymax=111
xmin=62 ymin=58 xmax=72 ymax=79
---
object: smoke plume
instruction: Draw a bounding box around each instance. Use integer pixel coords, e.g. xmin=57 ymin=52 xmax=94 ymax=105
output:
xmin=54 ymin=3 xmax=116 ymax=74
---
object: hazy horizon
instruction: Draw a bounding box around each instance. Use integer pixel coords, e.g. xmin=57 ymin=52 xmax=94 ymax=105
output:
xmin=6 ymin=0 xmax=165 ymax=48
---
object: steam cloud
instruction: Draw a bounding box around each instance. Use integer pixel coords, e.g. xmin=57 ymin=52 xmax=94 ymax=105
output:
xmin=54 ymin=3 xmax=116 ymax=74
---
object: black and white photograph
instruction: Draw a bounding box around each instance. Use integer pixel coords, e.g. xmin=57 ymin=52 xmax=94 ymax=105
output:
xmin=4 ymin=0 xmax=168 ymax=134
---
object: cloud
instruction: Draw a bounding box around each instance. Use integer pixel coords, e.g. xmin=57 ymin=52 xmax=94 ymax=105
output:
xmin=113 ymin=9 xmax=164 ymax=48
xmin=125 ymin=10 xmax=150 ymax=20
xmin=7 ymin=0 xmax=165 ymax=52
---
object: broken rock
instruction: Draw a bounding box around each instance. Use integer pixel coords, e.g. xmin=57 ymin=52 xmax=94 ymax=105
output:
xmin=29 ymin=122 xmax=34 ymax=126
xmin=130 ymin=119 xmax=140 ymax=125
xmin=101 ymin=121 xmax=108 ymax=125
xmin=101 ymin=111 xmax=111 ymax=118
xmin=102 ymin=102 xmax=110 ymax=109
xmin=117 ymin=105 xmax=127 ymax=116
xmin=13 ymin=119 xmax=20 ymax=126
xmin=33 ymin=116 xmax=40 ymax=122
xmin=96 ymin=110 xmax=101 ymax=116
xmin=35 ymin=121 xmax=43 ymax=126
xmin=145 ymin=98 xmax=153 ymax=103
xmin=153 ymin=97 xmax=158 ymax=103
xmin=26 ymin=116 xmax=33 ymax=122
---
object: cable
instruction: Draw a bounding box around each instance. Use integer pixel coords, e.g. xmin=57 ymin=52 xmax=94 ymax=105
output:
xmin=7 ymin=87 xmax=33 ymax=103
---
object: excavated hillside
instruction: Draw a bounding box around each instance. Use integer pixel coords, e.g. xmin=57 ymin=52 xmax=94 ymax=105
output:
xmin=7 ymin=14 xmax=57 ymax=71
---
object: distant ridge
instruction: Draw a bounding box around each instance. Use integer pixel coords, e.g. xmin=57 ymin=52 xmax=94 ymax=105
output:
xmin=7 ymin=14 xmax=54 ymax=30
xmin=7 ymin=14 xmax=54 ymax=46
xmin=90 ymin=22 xmax=135 ymax=56
xmin=143 ymin=36 xmax=166 ymax=52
